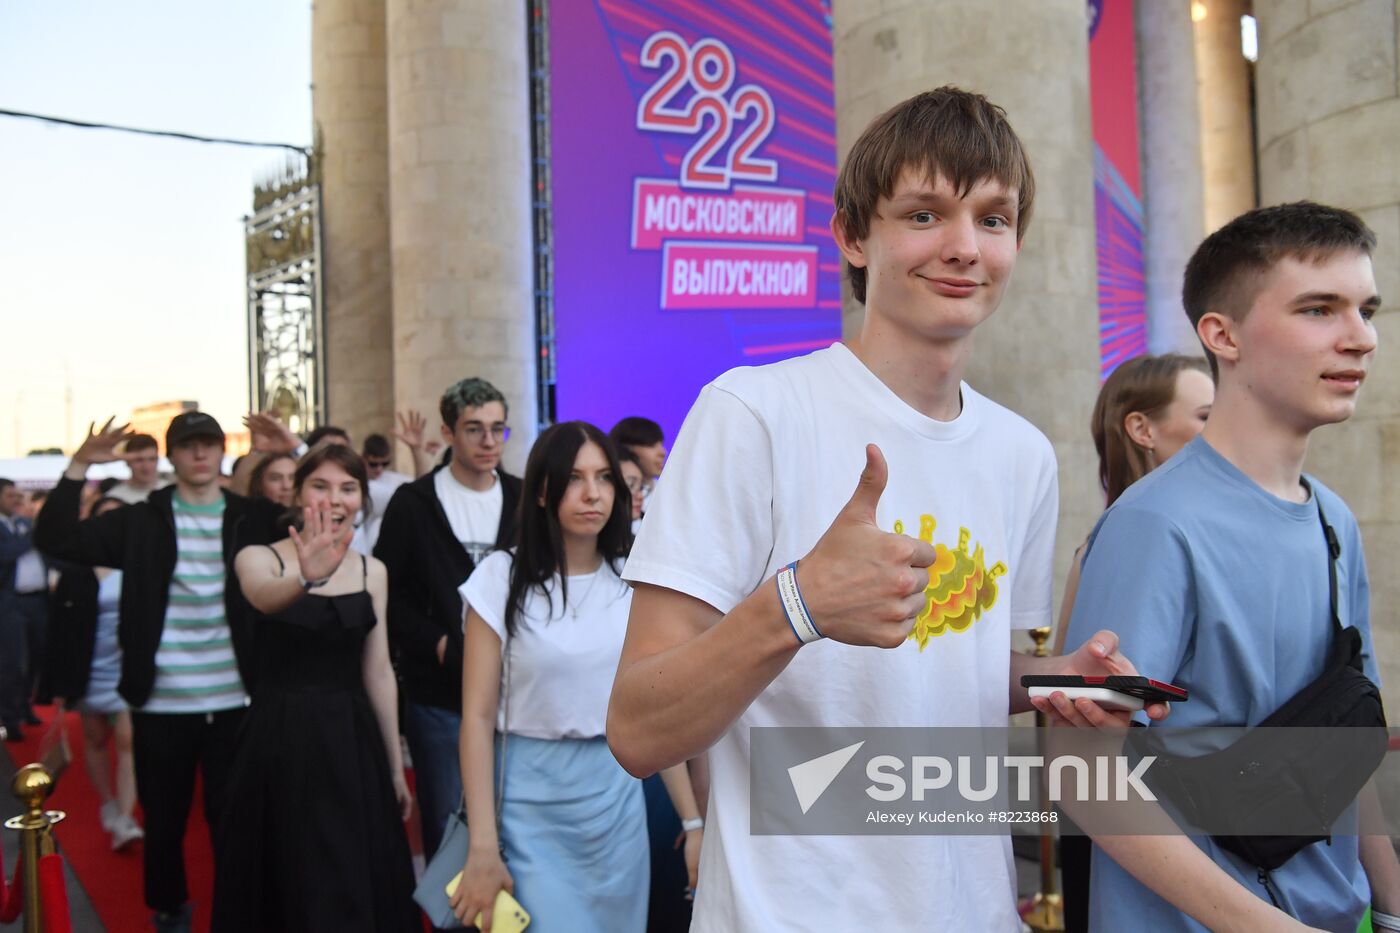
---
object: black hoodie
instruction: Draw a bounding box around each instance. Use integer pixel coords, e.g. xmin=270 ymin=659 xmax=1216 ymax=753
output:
xmin=34 ymin=477 xmax=278 ymax=708
xmin=373 ymin=465 xmax=521 ymax=711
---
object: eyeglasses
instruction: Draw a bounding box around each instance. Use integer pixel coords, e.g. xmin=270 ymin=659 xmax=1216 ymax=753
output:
xmin=462 ymin=424 xmax=510 ymax=442
xmin=624 ymin=477 xmax=643 ymax=493
xmin=366 ymin=459 xmax=391 ymax=468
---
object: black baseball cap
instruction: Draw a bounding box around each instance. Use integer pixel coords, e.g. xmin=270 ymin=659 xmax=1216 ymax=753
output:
xmin=166 ymin=412 xmax=225 ymax=449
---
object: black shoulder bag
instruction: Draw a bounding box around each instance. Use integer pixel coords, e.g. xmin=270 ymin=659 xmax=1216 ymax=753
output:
xmin=1130 ymin=481 xmax=1387 ymax=902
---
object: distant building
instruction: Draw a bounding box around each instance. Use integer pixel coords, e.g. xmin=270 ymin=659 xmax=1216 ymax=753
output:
xmin=127 ymin=401 xmax=250 ymax=457
xmin=129 ymin=401 xmax=197 ymax=455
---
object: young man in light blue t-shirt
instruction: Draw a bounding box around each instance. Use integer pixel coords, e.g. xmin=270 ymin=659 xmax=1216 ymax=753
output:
xmin=1059 ymin=202 xmax=1400 ymax=931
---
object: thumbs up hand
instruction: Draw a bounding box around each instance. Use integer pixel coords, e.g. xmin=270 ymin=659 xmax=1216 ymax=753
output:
xmin=790 ymin=445 xmax=936 ymax=649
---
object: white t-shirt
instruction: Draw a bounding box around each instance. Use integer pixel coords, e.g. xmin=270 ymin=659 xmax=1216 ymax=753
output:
xmin=435 ymin=468 xmax=504 ymax=565
xmin=460 ymin=549 xmax=632 ymax=740
xmin=623 ymin=343 xmax=1058 ymax=933
xmin=352 ymin=470 xmax=412 ymax=554
xmin=106 ymin=480 xmax=168 ymax=504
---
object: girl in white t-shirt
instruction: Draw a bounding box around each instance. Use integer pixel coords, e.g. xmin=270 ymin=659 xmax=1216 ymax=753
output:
xmin=451 ymin=422 xmax=703 ymax=932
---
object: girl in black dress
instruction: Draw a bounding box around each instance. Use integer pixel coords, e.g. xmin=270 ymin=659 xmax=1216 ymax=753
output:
xmin=213 ymin=444 xmax=416 ymax=932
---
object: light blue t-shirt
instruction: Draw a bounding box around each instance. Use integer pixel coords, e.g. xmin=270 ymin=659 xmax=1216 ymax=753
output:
xmin=1065 ymin=436 xmax=1377 ymax=933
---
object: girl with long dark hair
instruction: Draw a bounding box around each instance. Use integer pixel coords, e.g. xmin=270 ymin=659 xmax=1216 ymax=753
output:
xmin=450 ymin=422 xmax=698 ymax=932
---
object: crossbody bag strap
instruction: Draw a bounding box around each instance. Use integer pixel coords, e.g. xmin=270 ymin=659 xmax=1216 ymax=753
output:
xmin=1301 ymin=476 xmax=1342 ymax=632
xmin=496 ymin=638 xmax=510 ymax=829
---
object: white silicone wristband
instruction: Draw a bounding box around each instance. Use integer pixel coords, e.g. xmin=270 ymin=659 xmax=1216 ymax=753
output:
xmin=681 ymin=817 xmax=704 ymax=832
xmin=1373 ymin=909 xmax=1400 ymax=932
xmin=776 ymin=561 xmax=823 ymax=645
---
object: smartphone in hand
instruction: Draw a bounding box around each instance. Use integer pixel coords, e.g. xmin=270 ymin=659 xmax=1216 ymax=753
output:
xmin=1021 ymin=675 xmax=1187 ymax=712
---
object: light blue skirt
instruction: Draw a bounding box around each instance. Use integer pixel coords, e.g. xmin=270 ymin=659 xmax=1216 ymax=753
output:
xmin=495 ymin=734 xmax=648 ymax=933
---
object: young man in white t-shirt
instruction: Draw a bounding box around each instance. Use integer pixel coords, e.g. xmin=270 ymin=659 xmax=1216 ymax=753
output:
xmin=106 ymin=433 xmax=169 ymax=504
xmin=609 ymin=87 xmax=1162 ymax=931
xmin=373 ymin=377 xmax=521 ymax=894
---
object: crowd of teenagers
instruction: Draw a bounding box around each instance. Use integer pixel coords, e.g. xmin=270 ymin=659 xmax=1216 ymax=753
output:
xmin=0 ymin=84 xmax=1393 ymax=933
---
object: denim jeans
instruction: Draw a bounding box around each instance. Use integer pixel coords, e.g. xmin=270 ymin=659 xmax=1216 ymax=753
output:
xmin=402 ymin=701 xmax=463 ymax=861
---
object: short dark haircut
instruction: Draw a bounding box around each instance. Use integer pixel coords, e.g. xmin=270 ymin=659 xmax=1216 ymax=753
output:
xmin=0 ymin=478 xmax=13 ymax=495
xmin=362 ymin=434 xmax=392 ymax=459
xmin=124 ymin=434 xmax=158 ymax=454
xmin=1183 ymin=201 xmax=1377 ymax=378
xmin=504 ymin=422 xmax=632 ymax=638
xmin=833 ymin=86 xmax=1036 ymax=304
xmin=609 ymin=417 xmax=664 ymax=449
xmin=304 ymin=425 xmax=351 ymax=448
xmin=440 ymin=378 xmax=508 ymax=428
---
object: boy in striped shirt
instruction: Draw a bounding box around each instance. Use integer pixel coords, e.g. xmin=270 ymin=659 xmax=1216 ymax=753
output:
xmin=36 ymin=411 xmax=276 ymax=933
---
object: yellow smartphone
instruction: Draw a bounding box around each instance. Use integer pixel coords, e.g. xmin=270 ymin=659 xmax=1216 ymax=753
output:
xmin=443 ymin=874 xmax=531 ymax=933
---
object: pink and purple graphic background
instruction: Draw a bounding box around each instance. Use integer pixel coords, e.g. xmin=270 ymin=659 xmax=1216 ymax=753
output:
xmin=550 ymin=0 xmax=840 ymax=437
xmin=549 ymin=0 xmax=1145 ymax=437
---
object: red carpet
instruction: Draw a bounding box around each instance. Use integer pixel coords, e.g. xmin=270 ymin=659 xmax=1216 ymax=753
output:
xmin=4 ymin=704 xmax=215 ymax=933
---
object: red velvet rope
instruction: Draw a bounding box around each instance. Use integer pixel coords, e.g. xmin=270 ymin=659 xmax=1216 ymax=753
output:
xmin=38 ymin=853 xmax=71 ymax=933
xmin=0 ymin=843 xmax=23 ymax=924
xmin=0 ymin=846 xmax=73 ymax=929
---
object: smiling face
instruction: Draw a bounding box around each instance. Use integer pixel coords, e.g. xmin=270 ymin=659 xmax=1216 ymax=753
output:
xmin=834 ymin=169 xmax=1020 ymax=343
xmin=556 ymin=440 xmax=615 ymax=543
xmin=295 ymin=460 xmax=363 ymax=530
xmin=1213 ymin=251 xmax=1379 ymax=433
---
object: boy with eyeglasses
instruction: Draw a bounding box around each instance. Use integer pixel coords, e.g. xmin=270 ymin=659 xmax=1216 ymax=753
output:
xmin=374 ymin=377 xmax=522 ymax=888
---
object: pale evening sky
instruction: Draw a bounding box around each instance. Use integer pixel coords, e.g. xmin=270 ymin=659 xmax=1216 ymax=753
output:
xmin=1 ymin=1 xmax=312 ymax=456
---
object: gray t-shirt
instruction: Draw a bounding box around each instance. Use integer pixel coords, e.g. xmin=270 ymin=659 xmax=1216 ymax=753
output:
xmin=1066 ymin=436 xmax=1376 ymax=931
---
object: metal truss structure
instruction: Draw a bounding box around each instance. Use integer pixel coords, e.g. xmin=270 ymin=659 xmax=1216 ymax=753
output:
xmin=529 ymin=0 xmax=556 ymax=428
xmin=245 ymin=155 xmax=324 ymax=434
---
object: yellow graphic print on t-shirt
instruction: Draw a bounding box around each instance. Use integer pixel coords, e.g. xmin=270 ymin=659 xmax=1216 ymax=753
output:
xmin=893 ymin=514 xmax=1008 ymax=650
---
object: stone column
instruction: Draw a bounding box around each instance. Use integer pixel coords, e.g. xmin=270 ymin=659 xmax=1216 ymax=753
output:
xmin=1137 ymin=0 xmax=1208 ymax=356
xmin=1255 ymin=0 xmax=1400 ymax=723
xmin=1193 ymin=0 xmax=1256 ymax=231
xmin=385 ymin=0 xmax=537 ymax=475
xmin=833 ymin=0 xmax=1101 ymax=631
xmin=312 ymin=0 xmax=395 ymax=448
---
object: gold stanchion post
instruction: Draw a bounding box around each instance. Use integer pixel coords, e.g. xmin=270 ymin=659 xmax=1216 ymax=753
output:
xmin=1023 ymin=626 xmax=1064 ymax=932
xmin=5 ymin=763 xmax=66 ymax=933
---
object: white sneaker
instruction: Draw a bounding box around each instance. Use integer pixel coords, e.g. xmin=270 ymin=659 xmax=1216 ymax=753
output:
xmin=110 ymin=815 xmax=144 ymax=851
xmin=100 ymin=801 xmax=121 ymax=833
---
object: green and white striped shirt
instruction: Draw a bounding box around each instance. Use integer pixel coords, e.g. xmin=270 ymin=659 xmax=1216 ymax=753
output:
xmin=144 ymin=495 xmax=248 ymax=713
